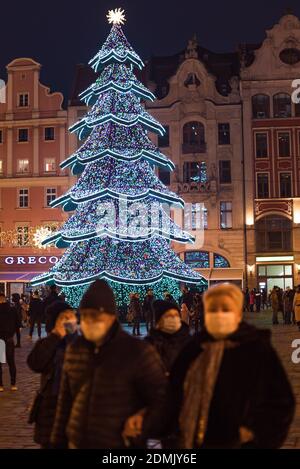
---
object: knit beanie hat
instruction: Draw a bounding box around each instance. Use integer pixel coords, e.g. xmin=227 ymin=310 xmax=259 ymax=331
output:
xmin=153 ymin=300 xmax=180 ymax=323
xmin=46 ymin=301 xmax=73 ymax=331
xmin=79 ymin=279 xmax=117 ymax=315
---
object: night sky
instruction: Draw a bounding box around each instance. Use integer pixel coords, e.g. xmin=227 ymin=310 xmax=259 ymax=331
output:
xmin=1 ymin=0 xmax=300 ymax=102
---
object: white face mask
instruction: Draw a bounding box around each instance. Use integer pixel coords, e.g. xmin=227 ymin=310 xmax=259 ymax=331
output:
xmin=205 ymin=312 xmax=239 ymax=339
xmin=161 ymin=316 xmax=182 ymax=334
xmin=80 ymin=321 xmax=107 ymax=343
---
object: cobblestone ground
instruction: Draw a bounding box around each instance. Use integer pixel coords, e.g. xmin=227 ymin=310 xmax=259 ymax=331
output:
xmin=0 ymin=313 xmax=299 ymax=449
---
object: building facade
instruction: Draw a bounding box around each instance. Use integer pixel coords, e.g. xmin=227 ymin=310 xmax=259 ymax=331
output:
xmin=0 ymin=58 xmax=73 ymax=296
xmin=240 ymin=13 xmax=300 ymax=291
xmin=144 ymin=37 xmax=245 ymax=286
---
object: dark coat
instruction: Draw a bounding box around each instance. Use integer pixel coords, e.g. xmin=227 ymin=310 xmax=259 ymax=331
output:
xmin=142 ymin=295 xmax=155 ymax=320
xmin=29 ymin=297 xmax=44 ymax=321
xmin=180 ymin=291 xmax=193 ymax=310
xmin=51 ymin=320 xmax=167 ymax=449
xmin=169 ymin=322 xmax=295 ymax=449
xmin=130 ymin=297 xmax=142 ymax=321
xmin=145 ymin=323 xmax=192 ymax=373
xmin=27 ymin=333 xmax=76 ymax=446
xmin=0 ymin=303 xmax=22 ymax=340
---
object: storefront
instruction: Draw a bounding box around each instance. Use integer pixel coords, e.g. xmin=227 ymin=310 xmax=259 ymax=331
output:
xmin=183 ymin=250 xmax=244 ymax=288
xmin=255 ymin=255 xmax=294 ymax=292
xmin=0 ymin=255 xmax=60 ymax=296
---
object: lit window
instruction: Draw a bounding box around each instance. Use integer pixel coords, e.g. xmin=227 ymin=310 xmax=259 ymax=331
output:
xmin=273 ymin=93 xmax=291 ymax=118
xmin=16 ymin=226 xmax=29 ymax=246
xmin=218 ymin=123 xmax=230 ymax=145
xmin=44 ymin=158 xmax=56 ymax=172
xmin=213 ymin=254 xmax=230 ymax=268
xmin=220 ymin=201 xmax=232 ymax=229
xmin=18 ymin=189 xmax=29 ymax=208
xmin=17 ymin=159 xmax=29 ymax=173
xmin=183 ymin=162 xmax=207 ymax=183
xmin=46 ymin=188 xmax=57 ymax=207
xmin=18 ymin=93 xmax=29 ymax=107
xmin=184 ymin=251 xmax=210 ymax=268
xmin=0 ymin=160 xmax=3 ymax=173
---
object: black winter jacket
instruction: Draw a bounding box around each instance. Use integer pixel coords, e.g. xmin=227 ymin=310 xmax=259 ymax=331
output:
xmin=0 ymin=303 xmax=22 ymax=340
xmin=29 ymin=297 xmax=44 ymax=321
xmin=145 ymin=323 xmax=192 ymax=373
xmin=169 ymin=321 xmax=295 ymax=449
xmin=27 ymin=333 xmax=76 ymax=446
xmin=51 ymin=320 xmax=167 ymax=449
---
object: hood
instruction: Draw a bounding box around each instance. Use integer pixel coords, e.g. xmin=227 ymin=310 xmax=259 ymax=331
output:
xmin=198 ymin=321 xmax=271 ymax=345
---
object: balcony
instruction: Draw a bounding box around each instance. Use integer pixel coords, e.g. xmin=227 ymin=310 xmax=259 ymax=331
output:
xmin=182 ymin=142 xmax=207 ymax=154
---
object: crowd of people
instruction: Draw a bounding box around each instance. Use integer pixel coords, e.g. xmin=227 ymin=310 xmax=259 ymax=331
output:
xmin=244 ymin=285 xmax=300 ymax=329
xmin=0 ymin=280 xmax=296 ymax=449
xmin=127 ymin=287 xmax=204 ymax=336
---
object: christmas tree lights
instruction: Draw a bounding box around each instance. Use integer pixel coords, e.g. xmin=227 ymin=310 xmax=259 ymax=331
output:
xmin=31 ymin=9 xmax=204 ymax=298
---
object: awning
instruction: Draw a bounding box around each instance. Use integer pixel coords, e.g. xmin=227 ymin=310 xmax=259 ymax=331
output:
xmin=210 ymin=268 xmax=244 ymax=282
xmin=0 ymin=272 xmax=43 ymax=282
xmin=195 ymin=268 xmax=244 ymax=283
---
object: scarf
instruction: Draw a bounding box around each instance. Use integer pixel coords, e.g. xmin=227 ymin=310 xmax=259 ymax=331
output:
xmin=179 ymin=340 xmax=234 ymax=449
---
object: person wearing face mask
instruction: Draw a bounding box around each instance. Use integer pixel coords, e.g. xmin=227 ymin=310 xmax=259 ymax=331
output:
xmin=50 ymin=279 xmax=167 ymax=449
xmin=168 ymin=283 xmax=295 ymax=449
xmin=145 ymin=300 xmax=192 ymax=375
xmin=27 ymin=301 xmax=77 ymax=448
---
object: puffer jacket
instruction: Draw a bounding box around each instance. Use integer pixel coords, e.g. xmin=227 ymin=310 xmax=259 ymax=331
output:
xmin=145 ymin=322 xmax=192 ymax=373
xmin=51 ymin=320 xmax=167 ymax=449
xmin=27 ymin=333 xmax=77 ymax=447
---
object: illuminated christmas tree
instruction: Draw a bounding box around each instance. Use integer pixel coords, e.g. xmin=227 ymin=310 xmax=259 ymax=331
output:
xmin=32 ymin=8 xmax=204 ymax=304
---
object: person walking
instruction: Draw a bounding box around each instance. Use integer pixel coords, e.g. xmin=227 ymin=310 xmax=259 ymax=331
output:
xmin=44 ymin=285 xmax=59 ymax=334
xmin=131 ymin=293 xmax=142 ymax=336
xmin=283 ymin=287 xmax=294 ymax=325
xmin=0 ymin=293 xmax=21 ymax=392
xmin=180 ymin=303 xmax=190 ymax=327
xmin=50 ymin=280 xmax=167 ymax=449
xmin=27 ymin=301 xmax=77 ymax=448
xmin=254 ymin=288 xmax=261 ymax=313
xmin=270 ymin=287 xmax=280 ymax=325
xmin=180 ymin=287 xmax=193 ymax=311
xmin=249 ymin=290 xmax=255 ymax=312
xmin=168 ymin=283 xmax=295 ymax=449
xmin=244 ymin=288 xmax=250 ymax=312
xmin=293 ymin=286 xmax=300 ymax=331
xmin=28 ymin=291 xmax=44 ymax=340
xmin=145 ymin=300 xmax=192 ymax=375
xmin=11 ymin=293 xmax=23 ymax=348
xmin=191 ymin=293 xmax=204 ymax=333
xmin=143 ymin=289 xmax=155 ymax=332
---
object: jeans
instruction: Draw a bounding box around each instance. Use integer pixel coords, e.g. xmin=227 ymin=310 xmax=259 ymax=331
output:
xmin=0 ymin=338 xmax=16 ymax=386
xmin=29 ymin=318 xmax=42 ymax=338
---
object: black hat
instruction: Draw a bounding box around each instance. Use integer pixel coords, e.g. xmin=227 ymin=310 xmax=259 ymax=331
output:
xmin=46 ymin=301 xmax=73 ymax=331
xmin=153 ymin=300 xmax=180 ymax=323
xmin=79 ymin=279 xmax=117 ymax=315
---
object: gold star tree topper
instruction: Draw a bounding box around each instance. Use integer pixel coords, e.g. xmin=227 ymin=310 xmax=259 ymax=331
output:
xmin=106 ymin=8 xmax=126 ymax=25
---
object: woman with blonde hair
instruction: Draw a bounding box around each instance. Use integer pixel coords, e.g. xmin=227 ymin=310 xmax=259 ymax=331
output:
xmin=168 ymin=283 xmax=295 ymax=449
